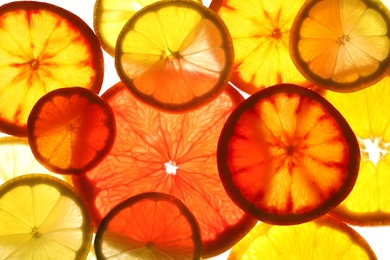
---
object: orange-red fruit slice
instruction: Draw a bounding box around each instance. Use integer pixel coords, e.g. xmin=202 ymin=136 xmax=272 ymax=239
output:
xmin=217 ymin=84 xmax=360 ymax=225
xmin=115 ymin=0 xmax=234 ymax=112
xmin=72 ymin=82 xmax=257 ymax=258
xmin=0 ymin=1 xmax=104 ymax=136
xmin=27 ymin=87 xmax=116 ymax=175
xmin=94 ymin=192 xmax=202 ymax=260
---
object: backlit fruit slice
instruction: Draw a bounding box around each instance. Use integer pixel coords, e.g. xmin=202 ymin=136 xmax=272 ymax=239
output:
xmin=228 ymin=216 xmax=377 ymax=260
xmin=94 ymin=192 xmax=202 ymax=260
xmin=0 ymin=174 xmax=92 ymax=260
xmin=218 ymin=84 xmax=360 ymax=225
xmin=210 ymin=0 xmax=312 ymax=95
xmin=94 ymin=0 xmax=202 ymax=56
xmin=325 ymin=76 xmax=390 ymax=225
xmin=290 ymin=0 xmax=390 ymax=92
xmin=115 ymin=0 xmax=234 ymax=112
xmin=0 ymin=1 xmax=104 ymax=137
xmin=72 ymin=82 xmax=258 ymax=258
xmin=27 ymin=87 xmax=116 ymax=175
xmin=0 ymin=136 xmax=67 ymax=185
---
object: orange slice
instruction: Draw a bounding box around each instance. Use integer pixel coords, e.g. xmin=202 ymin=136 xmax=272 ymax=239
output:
xmin=27 ymin=87 xmax=116 ymax=175
xmin=0 ymin=1 xmax=104 ymax=137
xmin=94 ymin=0 xmax=202 ymax=55
xmin=0 ymin=174 xmax=92 ymax=259
xmin=94 ymin=192 xmax=202 ymax=259
xmin=289 ymin=0 xmax=390 ymax=92
xmin=325 ymin=76 xmax=390 ymax=225
xmin=210 ymin=0 xmax=312 ymax=94
xmin=115 ymin=0 xmax=234 ymax=112
xmin=228 ymin=215 xmax=377 ymax=259
xmin=217 ymin=84 xmax=360 ymax=224
xmin=72 ymin=82 xmax=257 ymax=258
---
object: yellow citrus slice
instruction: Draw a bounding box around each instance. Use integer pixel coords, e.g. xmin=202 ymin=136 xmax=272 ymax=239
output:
xmin=115 ymin=0 xmax=234 ymax=112
xmin=210 ymin=0 xmax=312 ymax=94
xmin=325 ymin=76 xmax=390 ymax=225
xmin=94 ymin=0 xmax=202 ymax=55
xmin=0 ymin=136 xmax=69 ymax=185
xmin=228 ymin=216 xmax=377 ymax=259
xmin=0 ymin=1 xmax=104 ymax=136
xmin=290 ymin=0 xmax=390 ymax=92
xmin=94 ymin=192 xmax=202 ymax=260
xmin=217 ymin=84 xmax=360 ymax=224
xmin=0 ymin=174 xmax=92 ymax=259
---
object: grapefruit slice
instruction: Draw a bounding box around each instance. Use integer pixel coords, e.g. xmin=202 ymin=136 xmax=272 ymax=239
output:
xmin=217 ymin=84 xmax=360 ymax=224
xmin=72 ymin=82 xmax=257 ymax=258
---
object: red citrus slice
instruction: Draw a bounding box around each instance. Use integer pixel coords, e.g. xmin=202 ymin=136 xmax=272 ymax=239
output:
xmin=217 ymin=84 xmax=360 ymax=224
xmin=27 ymin=87 xmax=116 ymax=175
xmin=72 ymin=82 xmax=257 ymax=258
xmin=94 ymin=192 xmax=202 ymax=260
xmin=0 ymin=1 xmax=104 ymax=136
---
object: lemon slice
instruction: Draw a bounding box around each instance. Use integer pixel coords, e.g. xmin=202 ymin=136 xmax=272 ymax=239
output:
xmin=290 ymin=0 xmax=390 ymax=92
xmin=0 ymin=174 xmax=92 ymax=259
xmin=115 ymin=0 xmax=234 ymax=112
xmin=94 ymin=0 xmax=202 ymax=55
xmin=228 ymin=216 xmax=377 ymax=259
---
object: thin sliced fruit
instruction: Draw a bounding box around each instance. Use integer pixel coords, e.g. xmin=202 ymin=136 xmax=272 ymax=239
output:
xmin=228 ymin=215 xmax=377 ymax=259
xmin=325 ymin=76 xmax=390 ymax=225
xmin=72 ymin=82 xmax=257 ymax=258
xmin=290 ymin=0 xmax=390 ymax=92
xmin=94 ymin=0 xmax=202 ymax=56
xmin=210 ymin=0 xmax=312 ymax=95
xmin=115 ymin=0 xmax=234 ymax=112
xmin=0 ymin=1 xmax=104 ymax=137
xmin=27 ymin=87 xmax=116 ymax=175
xmin=0 ymin=174 xmax=92 ymax=259
xmin=94 ymin=192 xmax=202 ymax=260
xmin=217 ymin=84 xmax=360 ymax=225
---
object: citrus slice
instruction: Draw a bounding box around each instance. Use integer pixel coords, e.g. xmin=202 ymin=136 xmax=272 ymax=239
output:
xmin=94 ymin=192 xmax=202 ymax=260
xmin=217 ymin=84 xmax=360 ymax=225
xmin=115 ymin=0 xmax=234 ymax=112
xmin=324 ymin=76 xmax=390 ymax=225
xmin=228 ymin=215 xmax=377 ymax=259
xmin=209 ymin=0 xmax=312 ymax=95
xmin=0 ymin=174 xmax=92 ymax=259
xmin=72 ymin=82 xmax=257 ymax=258
xmin=27 ymin=87 xmax=116 ymax=175
xmin=94 ymin=0 xmax=202 ymax=56
xmin=0 ymin=1 xmax=104 ymax=137
xmin=289 ymin=0 xmax=390 ymax=92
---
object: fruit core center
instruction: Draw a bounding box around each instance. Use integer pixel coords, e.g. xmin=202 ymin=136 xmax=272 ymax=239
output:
xmin=31 ymin=227 xmax=42 ymax=239
xmin=286 ymin=145 xmax=295 ymax=155
xmin=29 ymin=59 xmax=40 ymax=70
xmin=359 ymin=136 xmax=390 ymax=166
xmin=271 ymin=28 xmax=282 ymax=39
xmin=337 ymin=34 xmax=350 ymax=45
xmin=164 ymin=160 xmax=178 ymax=175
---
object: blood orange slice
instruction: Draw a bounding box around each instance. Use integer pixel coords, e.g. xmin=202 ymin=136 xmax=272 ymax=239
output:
xmin=94 ymin=192 xmax=202 ymax=260
xmin=27 ymin=87 xmax=116 ymax=175
xmin=72 ymin=82 xmax=257 ymax=258
xmin=217 ymin=84 xmax=360 ymax=224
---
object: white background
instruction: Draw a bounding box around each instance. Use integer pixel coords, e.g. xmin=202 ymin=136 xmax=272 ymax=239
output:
xmin=0 ymin=0 xmax=389 ymax=259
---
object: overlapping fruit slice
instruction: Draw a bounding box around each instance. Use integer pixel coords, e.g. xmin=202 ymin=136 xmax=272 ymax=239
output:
xmin=27 ymin=87 xmax=116 ymax=175
xmin=0 ymin=136 xmax=66 ymax=185
xmin=94 ymin=192 xmax=202 ymax=260
xmin=0 ymin=174 xmax=92 ymax=259
xmin=72 ymin=82 xmax=258 ymax=258
xmin=210 ymin=0 xmax=311 ymax=94
xmin=0 ymin=1 xmax=104 ymax=137
xmin=217 ymin=84 xmax=360 ymax=225
xmin=290 ymin=0 xmax=390 ymax=92
xmin=94 ymin=0 xmax=202 ymax=55
xmin=228 ymin=216 xmax=377 ymax=259
xmin=115 ymin=0 xmax=234 ymax=112
xmin=325 ymin=76 xmax=390 ymax=225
